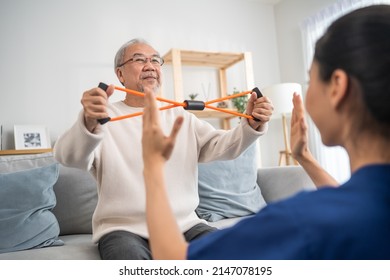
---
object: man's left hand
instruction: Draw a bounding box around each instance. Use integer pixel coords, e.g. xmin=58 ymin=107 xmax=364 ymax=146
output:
xmin=245 ymin=91 xmax=274 ymax=130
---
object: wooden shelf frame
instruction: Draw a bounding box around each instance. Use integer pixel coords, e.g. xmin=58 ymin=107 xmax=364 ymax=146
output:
xmin=0 ymin=148 xmax=53 ymax=156
xmin=163 ymin=50 xmax=246 ymax=69
xmin=162 ymin=49 xmax=255 ymax=129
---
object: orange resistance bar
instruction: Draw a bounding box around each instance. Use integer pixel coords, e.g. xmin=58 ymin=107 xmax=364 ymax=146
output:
xmin=110 ymin=104 xmax=180 ymax=122
xmin=107 ymin=85 xmax=256 ymax=121
xmin=114 ymin=86 xmax=185 ymax=107
xmin=205 ymin=90 xmax=252 ymax=105
xmin=204 ymin=104 xmax=254 ymax=119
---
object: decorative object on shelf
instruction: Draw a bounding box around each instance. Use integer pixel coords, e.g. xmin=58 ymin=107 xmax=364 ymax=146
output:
xmin=14 ymin=125 xmax=51 ymax=150
xmin=262 ymin=83 xmax=302 ymax=166
xmin=188 ymin=93 xmax=199 ymax=100
xmin=230 ymin=87 xmax=248 ymax=113
xmin=217 ymin=101 xmax=228 ymax=108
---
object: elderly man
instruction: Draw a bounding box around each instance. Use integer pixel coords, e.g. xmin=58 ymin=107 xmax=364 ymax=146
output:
xmin=54 ymin=38 xmax=273 ymax=259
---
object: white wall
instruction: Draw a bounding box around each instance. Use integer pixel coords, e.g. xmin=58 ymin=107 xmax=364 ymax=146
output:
xmin=0 ymin=0 xmax=339 ymax=166
xmin=258 ymin=0 xmax=337 ymax=166
xmin=0 ymin=0 xmax=279 ymax=158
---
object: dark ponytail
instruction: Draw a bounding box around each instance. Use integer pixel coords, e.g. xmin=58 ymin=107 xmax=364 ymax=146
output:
xmin=314 ymin=5 xmax=390 ymax=125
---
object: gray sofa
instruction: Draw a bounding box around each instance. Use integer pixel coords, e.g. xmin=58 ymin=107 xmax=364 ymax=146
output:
xmin=0 ymin=152 xmax=315 ymax=260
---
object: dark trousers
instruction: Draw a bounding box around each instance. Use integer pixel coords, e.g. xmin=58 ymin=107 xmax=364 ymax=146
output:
xmin=98 ymin=223 xmax=217 ymax=260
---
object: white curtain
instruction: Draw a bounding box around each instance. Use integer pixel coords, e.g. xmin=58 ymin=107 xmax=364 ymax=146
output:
xmin=300 ymin=0 xmax=390 ymax=183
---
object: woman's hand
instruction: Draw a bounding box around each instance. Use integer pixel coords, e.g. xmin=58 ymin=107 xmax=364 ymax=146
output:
xmin=290 ymin=92 xmax=339 ymax=188
xmin=142 ymin=87 xmax=188 ymax=260
xmin=142 ymin=88 xmax=183 ymax=167
xmin=291 ymin=92 xmax=310 ymax=161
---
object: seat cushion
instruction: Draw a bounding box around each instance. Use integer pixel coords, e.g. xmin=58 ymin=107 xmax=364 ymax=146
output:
xmin=0 ymin=234 xmax=99 ymax=260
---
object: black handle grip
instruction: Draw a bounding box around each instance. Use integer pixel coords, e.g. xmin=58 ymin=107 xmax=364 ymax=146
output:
xmin=252 ymin=87 xmax=263 ymax=98
xmin=97 ymin=82 xmax=111 ymax=125
xmin=251 ymin=87 xmax=263 ymax=122
xmin=98 ymin=82 xmax=108 ymax=91
xmin=183 ymin=100 xmax=205 ymax=111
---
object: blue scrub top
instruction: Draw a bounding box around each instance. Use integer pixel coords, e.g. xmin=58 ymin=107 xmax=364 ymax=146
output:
xmin=188 ymin=164 xmax=390 ymax=259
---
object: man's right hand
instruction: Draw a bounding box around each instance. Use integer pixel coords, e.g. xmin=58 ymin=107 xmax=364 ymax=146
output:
xmin=81 ymin=84 xmax=115 ymax=132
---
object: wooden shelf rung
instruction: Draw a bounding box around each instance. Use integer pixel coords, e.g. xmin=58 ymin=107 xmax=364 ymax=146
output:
xmin=0 ymin=148 xmax=53 ymax=156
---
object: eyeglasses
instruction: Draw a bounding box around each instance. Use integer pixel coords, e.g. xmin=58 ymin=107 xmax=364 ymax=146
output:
xmin=118 ymin=54 xmax=164 ymax=67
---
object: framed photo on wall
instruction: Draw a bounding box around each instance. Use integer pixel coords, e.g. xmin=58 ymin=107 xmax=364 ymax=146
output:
xmin=14 ymin=125 xmax=51 ymax=150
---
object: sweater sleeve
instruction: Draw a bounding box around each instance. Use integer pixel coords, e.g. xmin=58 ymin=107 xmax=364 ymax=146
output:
xmin=53 ymin=111 xmax=104 ymax=171
xmin=193 ymin=114 xmax=268 ymax=163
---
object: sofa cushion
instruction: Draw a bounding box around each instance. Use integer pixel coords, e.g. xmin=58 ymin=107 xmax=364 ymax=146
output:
xmin=52 ymin=165 xmax=97 ymax=235
xmin=0 ymin=163 xmax=63 ymax=253
xmin=0 ymin=234 xmax=99 ymax=260
xmin=196 ymin=143 xmax=267 ymax=222
xmin=257 ymin=166 xmax=316 ymax=203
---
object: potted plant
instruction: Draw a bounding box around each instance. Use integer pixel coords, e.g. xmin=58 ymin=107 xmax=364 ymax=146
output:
xmin=230 ymin=87 xmax=248 ymax=113
xmin=188 ymin=93 xmax=199 ymax=100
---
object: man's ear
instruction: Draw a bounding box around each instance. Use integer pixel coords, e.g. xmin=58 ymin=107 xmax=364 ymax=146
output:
xmin=329 ymin=69 xmax=349 ymax=110
xmin=115 ymin=68 xmax=125 ymax=86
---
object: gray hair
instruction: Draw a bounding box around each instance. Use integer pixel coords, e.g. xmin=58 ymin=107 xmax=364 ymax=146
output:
xmin=114 ymin=38 xmax=150 ymax=69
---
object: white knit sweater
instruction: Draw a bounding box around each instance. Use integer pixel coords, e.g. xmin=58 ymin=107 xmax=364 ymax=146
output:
xmin=54 ymin=101 xmax=266 ymax=243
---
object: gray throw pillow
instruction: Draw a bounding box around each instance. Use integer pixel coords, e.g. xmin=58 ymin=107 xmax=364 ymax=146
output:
xmin=196 ymin=143 xmax=267 ymax=222
xmin=52 ymin=165 xmax=97 ymax=235
xmin=0 ymin=163 xmax=63 ymax=253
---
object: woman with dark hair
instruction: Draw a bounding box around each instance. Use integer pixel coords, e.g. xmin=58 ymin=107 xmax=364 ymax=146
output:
xmin=141 ymin=4 xmax=390 ymax=259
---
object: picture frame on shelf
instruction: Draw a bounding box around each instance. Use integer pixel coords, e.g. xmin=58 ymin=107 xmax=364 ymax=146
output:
xmin=14 ymin=125 xmax=51 ymax=150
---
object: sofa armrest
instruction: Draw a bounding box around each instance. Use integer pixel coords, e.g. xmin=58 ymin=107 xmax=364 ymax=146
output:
xmin=257 ymin=166 xmax=316 ymax=203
